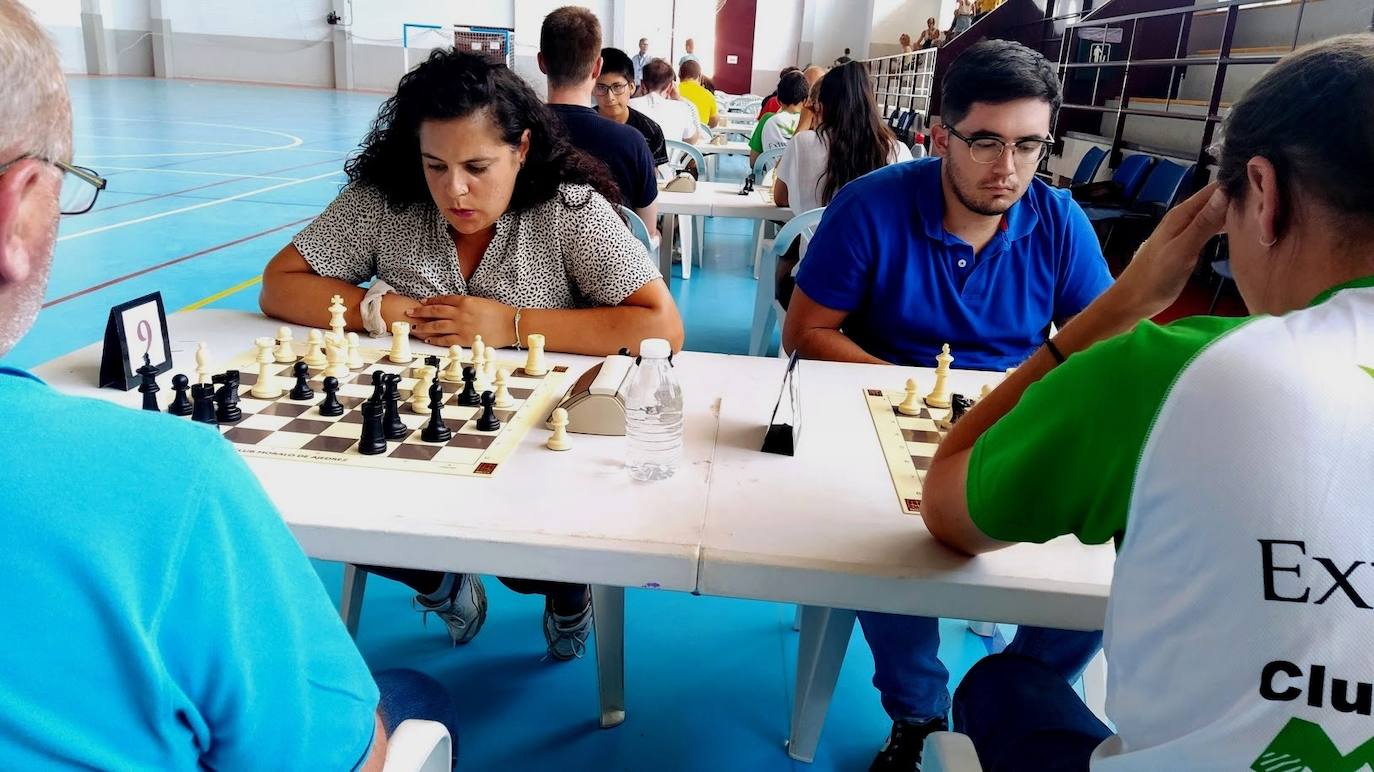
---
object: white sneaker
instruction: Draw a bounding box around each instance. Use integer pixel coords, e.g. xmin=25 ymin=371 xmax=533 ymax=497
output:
xmin=542 ymin=596 xmax=593 ymax=661
xmin=414 ymin=574 xmax=487 ymax=646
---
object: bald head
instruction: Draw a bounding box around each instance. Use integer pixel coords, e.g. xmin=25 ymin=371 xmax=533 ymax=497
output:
xmin=803 ymin=65 xmax=827 ymax=86
xmin=0 ymin=0 xmax=70 ymax=356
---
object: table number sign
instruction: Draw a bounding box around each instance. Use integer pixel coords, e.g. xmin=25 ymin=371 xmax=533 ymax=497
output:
xmin=99 ymin=292 xmax=172 ymax=390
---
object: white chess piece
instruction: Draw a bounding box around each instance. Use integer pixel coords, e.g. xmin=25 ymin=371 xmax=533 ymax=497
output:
xmin=980 ymin=383 xmax=993 ymax=400
xmin=546 ymin=407 xmax=571 ymax=451
xmin=471 ymin=335 xmax=485 ymax=368
xmin=250 ymin=338 xmax=282 ymax=399
xmin=494 ymin=368 xmax=514 ymax=408
xmin=346 ymin=332 xmax=364 ymax=369
xmin=195 ymin=342 xmax=211 ymax=384
xmin=485 ymin=357 xmax=498 ymax=386
xmin=925 ymin=343 xmax=953 ymax=408
xmin=409 ymin=366 xmax=434 ymax=413
xmin=473 ymin=357 xmax=490 ymax=394
xmin=898 ymin=378 xmax=922 ymax=416
xmin=388 ymin=321 xmax=413 ymax=363
xmin=323 ymin=340 xmax=349 ymax=378
xmin=328 ymin=294 xmax=347 ymax=342
xmin=302 ymin=329 xmax=327 ymax=367
xmin=273 ymin=326 xmax=294 ymax=363
xmin=524 ymin=333 xmax=548 ymax=376
xmin=441 ymin=344 xmax=466 ymax=383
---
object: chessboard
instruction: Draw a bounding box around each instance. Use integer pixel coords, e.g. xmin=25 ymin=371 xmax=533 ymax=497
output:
xmin=180 ymin=344 xmax=569 ymax=477
xmin=863 ymin=387 xmax=954 ymax=515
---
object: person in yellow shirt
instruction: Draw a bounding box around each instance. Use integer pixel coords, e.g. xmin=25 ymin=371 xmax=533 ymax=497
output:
xmin=678 ymin=58 xmax=719 ymax=127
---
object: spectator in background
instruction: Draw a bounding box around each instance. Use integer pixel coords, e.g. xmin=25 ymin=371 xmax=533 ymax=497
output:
xmin=758 ymin=65 xmax=802 ymax=118
xmin=749 ymin=69 xmax=809 ymax=165
xmin=794 ymin=64 xmax=830 ymax=134
xmin=678 ymin=37 xmax=699 ymax=69
xmin=952 ymin=0 xmax=976 ymax=35
xmin=632 ymin=37 xmax=650 ymax=85
xmin=631 ymin=58 xmax=702 ymax=146
xmin=900 ymin=32 xmax=913 ymax=53
xmin=678 ymin=58 xmax=719 ymax=127
xmin=595 ymin=47 xmax=667 ymax=166
xmin=835 ymin=47 xmax=854 ymax=65
xmin=917 ymin=18 xmax=944 ymax=48
xmin=539 ymin=5 xmax=659 ymax=240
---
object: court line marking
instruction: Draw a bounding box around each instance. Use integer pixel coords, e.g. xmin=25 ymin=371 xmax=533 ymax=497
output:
xmin=75 ymin=134 xmax=292 ymax=149
xmin=44 ymin=216 xmax=313 ymax=309
xmin=77 ymin=118 xmax=305 ymax=160
xmin=57 ymin=170 xmax=343 ymax=242
xmin=96 ymin=157 xmax=344 ymax=213
xmin=180 ymin=275 xmax=263 ymax=312
xmin=95 ymin=165 xmax=302 ymax=181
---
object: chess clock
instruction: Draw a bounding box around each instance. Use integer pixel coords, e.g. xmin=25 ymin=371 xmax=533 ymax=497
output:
xmin=100 ymin=292 xmax=172 ymax=390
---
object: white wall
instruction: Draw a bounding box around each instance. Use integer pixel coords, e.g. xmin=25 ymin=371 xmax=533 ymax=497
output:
xmin=22 ymin=0 xmax=86 ymax=73
xmin=750 ymin=0 xmax=803 ymax=94
xmin=167 ymin=0 xmax=330 ymax=40
xmin=803 ymin=0 xmax=875 ymax=66
xmin=347 ymin=1 xmax=515 ymax=45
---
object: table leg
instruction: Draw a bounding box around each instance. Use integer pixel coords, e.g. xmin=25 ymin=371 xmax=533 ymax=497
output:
xmin=789 ymin=606 xmax=857 ymax=763
xmin=750 ymin=233 xmax=780 ymax=356
xmin=968 ymin=620 xmax=997 ymax=637
xmin=1083 ymin=649 xmax=1107 ymax=722
xmin=340 ymin=563 xmax=368 ymax=639
xmin=658 ymin=214 xmax=676 ymax=286
xmin=591 ymin=584 xmax=626 ymax=729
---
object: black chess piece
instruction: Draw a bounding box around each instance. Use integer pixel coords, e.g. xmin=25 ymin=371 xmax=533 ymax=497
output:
xmin=424 ymin=354 xmax=441 ymax=369
xmin=476 ymin=390 xmax=501 ymax=432
xmin=212 ymin=370 xmax=242 ymax=423
xmin=370 ymin=370 xmax=386 ymax=403
xmin=382 ymin=373 xmax=408 ymax=440
xmin=420 ymin=378 xmax=452 ymax=443
xmin=190 ymin=383 xmax=218 ymax=425
xmin=136 ymin=353 xmax=160 ymax=411
xmin=289 ymin=361 xmax=314 ymax=400
xmin=167 ymin=373 xmax=193 ymax=416
xmin=456 ymin=364 xmax=480 ymax=406
xmin=949 ymin=393 xmax=972 ymax=424
xmin=318 ymin=376 xmax=344 ymax=417
xmin=358 ymin=399 xmax=387 ymax=455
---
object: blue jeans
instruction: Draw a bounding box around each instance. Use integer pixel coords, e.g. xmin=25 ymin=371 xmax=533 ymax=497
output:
xmin=856 ymin=611 xmax=1102 ymax=723
xmin=375 ymin=668 xmax=461 ymax=764
xmin=953 ymin=653 xmax=1111 ymax=771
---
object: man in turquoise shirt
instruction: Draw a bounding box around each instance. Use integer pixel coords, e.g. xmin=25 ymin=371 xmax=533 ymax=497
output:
xmin=0 ymin=3 xmax=455 ymax=767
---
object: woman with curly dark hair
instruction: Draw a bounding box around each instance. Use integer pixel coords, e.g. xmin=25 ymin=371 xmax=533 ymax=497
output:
xmin=261 ymin=49 xmax=683 ymax=661
xmin=261 ymin=48 xmax=682 ymax=358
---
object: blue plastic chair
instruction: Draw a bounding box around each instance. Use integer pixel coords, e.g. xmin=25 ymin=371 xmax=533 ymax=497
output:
xmin=617 ymin=205 xmax=653 ymax=254
xmin=1070 ymin=146 xmax=1107 ymax=186
xmin=1113 ymin=153 xmax=1155 ymax=201
xmin=750 ymin=207 xmax=827 ymax=357
xmin=1084 ymin=160 xmax=1194 ymax=222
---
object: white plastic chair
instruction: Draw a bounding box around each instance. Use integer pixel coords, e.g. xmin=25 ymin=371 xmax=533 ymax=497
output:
xmin=617 ymin=204 xmax=654 ymax=254
xmin=664 ymin=139 xmax=708 ymax=278
xmin=383 ymin=719 xmax=452 ymax=772
xmin=747 ymin=147 xmax=789 ymax=279
xmin=750 ymin=207 xmax=825 ymax=356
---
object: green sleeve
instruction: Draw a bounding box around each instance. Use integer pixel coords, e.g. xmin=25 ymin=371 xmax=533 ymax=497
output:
xmin=750 ymin=113 xmax=774 ymax=154
xmin=967 ymin=315 xmax=1252 ymax=545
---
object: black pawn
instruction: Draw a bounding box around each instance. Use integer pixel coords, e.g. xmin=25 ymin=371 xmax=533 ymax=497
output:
xmin=289 ymin=361 xmax=314 ymax=400
xmin=476 ymin=390 xmax=501 ymax=432
xmin=370 ymin=370 xmax=386 ymax=403
xmin=136 ymin=353 xmax=160 ymax=411
xmin=382 ymin=374 xmax=408 ymax=440
xmin=456 ymin=364 xmax=480 ymax=406
xmin=167 ymin=374 xmax=193 ymax=417
xmin=190 ymin=383 xmax=218 ymax=425
xmin=212 ymin=370 xmax=242 ymax=423
xmin=318 ymin=376 xmax=344 ymax=417
xmin=420 ymin=378 xmax=452 ymax=443
xmin=358 ymin=399 xmax=387 ymax=455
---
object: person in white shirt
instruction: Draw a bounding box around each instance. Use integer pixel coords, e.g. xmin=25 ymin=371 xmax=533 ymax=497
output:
xmin=775 ymin=61 xmax=913 ymax=216
xmin=632 ymin=37 xmax=650 ymax=85
xmin=630 ymin=58 xmax=702 ymax=145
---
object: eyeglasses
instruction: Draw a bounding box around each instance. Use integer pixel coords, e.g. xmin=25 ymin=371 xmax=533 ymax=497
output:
xmin=0 ymin=155 xmax=107 ymax=215
xmin=593 ymin=81 xmax=632 ymax=97
xmin=944 ymin=126 xmax=1053 ymax=166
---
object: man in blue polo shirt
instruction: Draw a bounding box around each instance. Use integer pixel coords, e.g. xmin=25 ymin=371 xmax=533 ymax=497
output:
xmin=783 ymin=40 xmax=1111 ymax=772
xmin=0 ymin=4 xmax=456 ymax=766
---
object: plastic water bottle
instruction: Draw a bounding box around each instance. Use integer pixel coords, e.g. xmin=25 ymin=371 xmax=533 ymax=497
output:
xmin=625 ymin=338 xmax=684 ymax=481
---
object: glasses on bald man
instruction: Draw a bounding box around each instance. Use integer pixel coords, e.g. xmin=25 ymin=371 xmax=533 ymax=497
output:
xmin=0 ymin=155 xmax=107 ymax=215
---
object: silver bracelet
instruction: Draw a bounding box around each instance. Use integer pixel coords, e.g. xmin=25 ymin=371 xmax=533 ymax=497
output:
xmin=513 ymin=307 xmax=523 ymax=350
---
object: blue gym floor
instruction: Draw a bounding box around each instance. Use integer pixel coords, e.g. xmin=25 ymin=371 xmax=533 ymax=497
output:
xmin=20 ymin=76 xmax=1011 ymax=771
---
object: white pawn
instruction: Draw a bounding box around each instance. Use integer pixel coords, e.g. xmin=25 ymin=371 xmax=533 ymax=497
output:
xmin=441 ymin=344 xmax=466 ymax=383
xmin=302 ymin=329 xmax=328 ymax=368
xmin=409 ymin=366 xmax=434 ymax=414
xmin=494 ymin=368 xmax=514 ymax=408
xmin=471 ymin=335 xmax=485 ymax=368
xmin=273 ymin=326 xmax=295 ymax=363
xmin=485 ymin=356 xmax=498 ymax=386
xmin=898 ymin=378 xmax=922 ymax=416
xmin=346 ymin=332 xmax=364 ymax=370
xmin=546 ymin=407 xmax=571 ymax=451
xmin=473 ymin=356 xmax=491 ymax=394
xmin=925 ymin=343 xmax=953 ymax=409
xmin=980 ymin=383 xmax=993 ymax=400
xmin=388 ymin=321 xmax=413 ymax=364
xmin=195 ymin=342 xmax=211 ymax=385
xmin=250 ymin=337 xmax=282 ymax=399
xmin=323 ymin=340 xmax=349 ymax=378
xmin=524 ymin=333 xmax=548 ymax=376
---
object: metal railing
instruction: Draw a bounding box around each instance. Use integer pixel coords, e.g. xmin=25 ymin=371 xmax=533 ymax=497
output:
xmin=862 ymin=48 xmax=939 ymax=130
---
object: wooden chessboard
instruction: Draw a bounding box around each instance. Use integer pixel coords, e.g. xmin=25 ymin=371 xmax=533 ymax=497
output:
xmin=863 ymin=387 xmax=954 ymax=515
xmin=178 ymin=344 xmax=570 ymax=477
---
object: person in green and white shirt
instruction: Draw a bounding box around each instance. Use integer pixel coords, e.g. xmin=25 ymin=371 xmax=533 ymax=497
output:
xmin=748 ymin=70 xmax=808 ymax=166
xmin=921 ymin=34 xmax=1374 ymax=770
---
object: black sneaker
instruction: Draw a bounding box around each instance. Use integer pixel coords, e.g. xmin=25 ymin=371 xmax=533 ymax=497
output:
xmin=869 ymin=717 xmax=949 ymax=772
